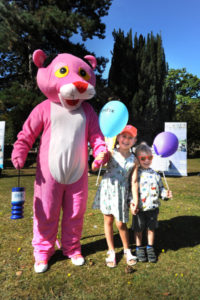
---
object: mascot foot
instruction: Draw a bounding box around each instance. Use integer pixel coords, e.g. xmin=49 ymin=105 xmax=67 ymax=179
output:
xmin=71 ymin=254 xmax=85 ymax=266
xmin=34 ymin=260 xmax=48 ymax=273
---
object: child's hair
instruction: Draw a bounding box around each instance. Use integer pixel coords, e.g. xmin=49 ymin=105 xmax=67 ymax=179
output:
xmin=135 ymin=142 xmax=152 ymax=157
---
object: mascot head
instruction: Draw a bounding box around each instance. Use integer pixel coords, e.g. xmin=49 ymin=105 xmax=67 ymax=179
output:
xmin=33 ymin=49 xmax=97 ymax=111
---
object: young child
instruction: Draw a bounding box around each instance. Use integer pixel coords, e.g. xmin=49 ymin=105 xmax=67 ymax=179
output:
xmin=92 ymin=125 xmax=138 ymax=268
xmin=131 ymin=142 xmax=172 ymax=263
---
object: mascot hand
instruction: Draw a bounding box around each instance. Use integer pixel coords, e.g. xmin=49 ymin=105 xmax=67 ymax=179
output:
xmin=12 ymin=157 xmax=25 ymax=169
xmin=92 ymin=152 xmax=110 ymax=169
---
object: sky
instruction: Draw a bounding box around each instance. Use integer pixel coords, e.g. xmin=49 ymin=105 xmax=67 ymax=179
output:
xmin=71 ymin=0 xmax=200 ymax=79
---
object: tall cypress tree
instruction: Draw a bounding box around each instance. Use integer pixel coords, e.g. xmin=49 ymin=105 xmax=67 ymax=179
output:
xmin=108 ymin=29 xmax=136 ymax=112
xmin=108 ymin=29 xmax=174 ymax=143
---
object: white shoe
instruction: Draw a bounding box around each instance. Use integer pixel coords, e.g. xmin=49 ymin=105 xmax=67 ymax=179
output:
xmin=106 ymin=250 xmax=116 ymax=268
xmin=34 ymin=261 xmax=48 ymax=273
xmin=71 ymin=254 xmax=85 ymax=266
xmin=124 ymin=249 xmax=137 ymax=266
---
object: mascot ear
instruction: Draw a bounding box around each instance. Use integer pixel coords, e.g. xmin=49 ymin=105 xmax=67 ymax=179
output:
xmin=84 ymin=55 xmax=97 ymax=70
xmin=33 ymin=49 xmax=47 ymax=68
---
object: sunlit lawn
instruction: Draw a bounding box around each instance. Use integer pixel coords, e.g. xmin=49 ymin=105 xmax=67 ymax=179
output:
xmin=0 ymin=159 xmax=200 ymax=299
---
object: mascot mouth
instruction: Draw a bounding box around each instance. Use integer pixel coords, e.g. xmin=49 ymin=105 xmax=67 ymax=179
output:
xmin=66 ymin=99 xmax=79 ymax=106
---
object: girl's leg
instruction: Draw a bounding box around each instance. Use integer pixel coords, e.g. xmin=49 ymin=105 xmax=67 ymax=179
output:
xmin=104 ymin=215 xmax=116 ymax=267
xmin=104 ymin=214 xmax=114 ymax=250
xmin=115 ymin=220 xmax=137 ymax=266
xmin=115 ymin=220 xmax=129 ymax=249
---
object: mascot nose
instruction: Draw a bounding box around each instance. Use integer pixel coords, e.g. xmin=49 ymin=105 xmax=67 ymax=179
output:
xmin=73 ymin=81 xmax=88 ymax=93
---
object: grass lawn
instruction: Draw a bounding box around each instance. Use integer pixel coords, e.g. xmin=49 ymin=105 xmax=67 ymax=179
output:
xmin=0 ymin=159 xmax=200 ymax=300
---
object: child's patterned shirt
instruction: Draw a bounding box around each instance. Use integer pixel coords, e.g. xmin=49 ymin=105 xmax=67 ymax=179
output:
xmin=137 ymin=168 xmax=168 ymax=211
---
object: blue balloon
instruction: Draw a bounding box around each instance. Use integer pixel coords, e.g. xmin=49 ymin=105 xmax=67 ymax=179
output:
xmin=99 ymin=101 xmax=129 ymax=137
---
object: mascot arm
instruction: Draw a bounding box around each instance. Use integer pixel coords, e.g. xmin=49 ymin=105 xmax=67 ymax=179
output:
xmin=85 ymin=103 xmax=109 ymax=165
xmin=11 ymin=104 xmax=44 ymax=169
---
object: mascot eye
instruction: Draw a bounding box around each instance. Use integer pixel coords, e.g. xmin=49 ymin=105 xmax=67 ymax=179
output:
xmin=78 ymin=68 xmax=90 ymax=81
xmin=55 ymin=66 xmax=69 ymax=78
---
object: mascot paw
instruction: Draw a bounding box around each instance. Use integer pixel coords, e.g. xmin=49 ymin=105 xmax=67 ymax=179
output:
xmin=34 ymin=260 xmax=48 ymax=273
xmin=12 ymin=157 xmax=25 ymax=169
xmin=71 ymin=254 xmax=85 ymax=266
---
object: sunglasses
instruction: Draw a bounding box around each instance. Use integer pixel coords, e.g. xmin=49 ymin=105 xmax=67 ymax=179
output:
xmin=138 ymin=155 xmax=153 ymax=161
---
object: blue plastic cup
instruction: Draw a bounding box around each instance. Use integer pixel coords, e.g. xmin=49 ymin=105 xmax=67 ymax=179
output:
xmin=11 ymin=187 xmax=25 ymax=219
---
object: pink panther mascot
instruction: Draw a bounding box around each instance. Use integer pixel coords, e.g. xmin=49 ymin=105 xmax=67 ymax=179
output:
xmin=11 ymin=49 xmax=108 ymax=273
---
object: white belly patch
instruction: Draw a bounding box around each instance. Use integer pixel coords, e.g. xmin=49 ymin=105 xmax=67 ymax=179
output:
xmin=49 ymin=102 xmax=86 ymax=184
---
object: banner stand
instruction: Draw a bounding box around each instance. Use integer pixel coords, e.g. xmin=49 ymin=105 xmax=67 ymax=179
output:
xmin=0 ymin=121 xmax=6 ymax=170
xmin=164 ymin=122 xmax=187 ymax=176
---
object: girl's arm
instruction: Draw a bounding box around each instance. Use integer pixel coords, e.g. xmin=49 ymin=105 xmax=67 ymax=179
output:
xmin=130 ymin=164 xmax=139 ymax=215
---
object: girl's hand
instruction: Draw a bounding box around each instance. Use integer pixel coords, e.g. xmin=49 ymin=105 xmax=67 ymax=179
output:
xmin=130 ymin=202 xmax=139 ymax=215
xmin=95 ymin=152 xmax=106 ymax=161
xmin=92 ymin=151 xmax=109 ymax=171
xmin=167 ymin=190 xmax=173 ymax=199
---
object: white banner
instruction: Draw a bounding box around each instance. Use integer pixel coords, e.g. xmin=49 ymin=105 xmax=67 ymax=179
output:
xmin=0 ymin=121 xmax=6 ymax=169
xmin=151 ymin=151 xmax=170 ymax=172
xmin=164 ymin=122 xmax=187 ymax=176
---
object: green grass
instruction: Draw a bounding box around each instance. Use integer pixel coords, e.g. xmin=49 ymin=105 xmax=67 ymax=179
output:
xmin=0 ymin=159 xmax=200 ymax=300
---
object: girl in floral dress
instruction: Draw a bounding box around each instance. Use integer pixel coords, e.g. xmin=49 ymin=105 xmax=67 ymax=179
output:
xmin=92 ymin=125 xmax=138 ymax=268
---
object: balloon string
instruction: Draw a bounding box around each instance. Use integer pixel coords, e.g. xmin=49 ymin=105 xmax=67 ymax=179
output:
xmin=18 ymin=169 xmax=20 ymax=188
xmin=95 ymin=139 xmax=109 ymax=186
xmin=162 ymin=171 xmax=169 ymax=190
xmin=96 ymin=163 xmax=102 ymax=186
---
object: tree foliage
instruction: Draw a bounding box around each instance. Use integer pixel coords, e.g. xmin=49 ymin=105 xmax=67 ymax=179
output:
xmin=0 ymin=0 xmax=112 ymax=143
xmin=108 ymin=29 xmax=175 ymax=144
xmin=166 ymin=68 xmax=200 ymax=154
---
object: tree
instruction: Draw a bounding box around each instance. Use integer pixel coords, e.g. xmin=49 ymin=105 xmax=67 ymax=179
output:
xmin=0 ymin=0 xmax=112 ymax=143
xmin=108 ymin=29 xmax=136 ymax=108
xmin=108 ymin=30 xmax=175 ymax=144
xmin=166 ymin=68 xmax=200 ymax=154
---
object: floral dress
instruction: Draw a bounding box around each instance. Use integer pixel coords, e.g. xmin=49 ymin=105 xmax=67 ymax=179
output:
xmin=92 ymin=149 xmax=136 ymax=222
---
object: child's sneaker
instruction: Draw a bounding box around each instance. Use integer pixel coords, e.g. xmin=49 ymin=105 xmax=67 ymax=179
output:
xmin=124 ymin=249 xmax=137 ymax=266
xmin=146 ymin=246 xmax=157 ymax=263
xmin=34 ymin=260 xmax=48 ymax=273
xmin=71 ymin=254 xmax=85 ymax=266
xmin=136 ymin=246 xmax=147 ymax=262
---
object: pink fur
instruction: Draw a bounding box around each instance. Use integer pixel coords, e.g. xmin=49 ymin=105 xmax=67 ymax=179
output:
xmin=12 ymin=50 xmax=108 ymax=263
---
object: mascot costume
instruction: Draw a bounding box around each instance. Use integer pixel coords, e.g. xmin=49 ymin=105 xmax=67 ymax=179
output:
xmin=11 ymin=49 xmax=108 ymax=273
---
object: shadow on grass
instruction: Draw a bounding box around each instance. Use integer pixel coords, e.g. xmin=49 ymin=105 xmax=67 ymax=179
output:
xmin=48 ymin=232 xmax=126 ymax=267
xmin=49 ymin=249 xmax=67 ymax=268
xmin=155 ymin=215 xmax=200 ymax=256
xmin=188 ymin=172 xmax=200 ymax=176
xmin=163 ymin=172 xmax=200 ymax=178
xmin=82 ymin=215 xmax=200 ymax=261
xmin=82 ymin=232 xmax=125 ymax=262
xmin=1 ymin=173 xmax=36 ymax=178
xmin=45 ymin=215 xmax=200 ymax=268
xmin=83 ymin=232 xmax=133 ymax=264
